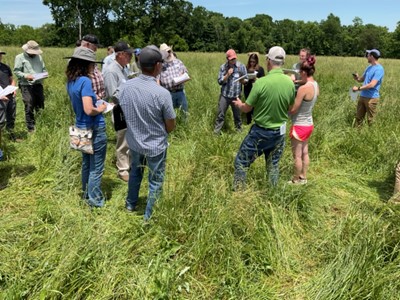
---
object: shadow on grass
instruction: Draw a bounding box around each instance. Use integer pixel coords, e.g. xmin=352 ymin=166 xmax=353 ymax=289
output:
xmin=368 ymin=174 xmax=393 ymax=203
xmin=0 ymin=164 xmax=36 ymax=190
xmin=102 ymin=177 xmax=122 ymax=201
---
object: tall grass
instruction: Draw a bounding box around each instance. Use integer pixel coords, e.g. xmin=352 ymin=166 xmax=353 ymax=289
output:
xmin=0 ymin=47 xmax=399 ymax=299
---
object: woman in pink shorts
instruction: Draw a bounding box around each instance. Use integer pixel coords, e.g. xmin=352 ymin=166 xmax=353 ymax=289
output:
xmin=288 ymin=56 xmax=319 ymax=184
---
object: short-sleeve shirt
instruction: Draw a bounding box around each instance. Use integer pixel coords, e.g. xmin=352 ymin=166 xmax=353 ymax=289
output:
xmin=119 ymin=74 xmax=176 ymax=157
xmin=246 ymin=68 xmax=295 ymax=129
xmin=360 ymin=64 xmax=384 ymax=99
xmin=67 ymin=76 xmax=105 ymax=129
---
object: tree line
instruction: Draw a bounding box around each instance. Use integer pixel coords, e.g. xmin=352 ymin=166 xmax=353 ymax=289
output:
xmin=1 ymin=0 xmax=400 ymax=58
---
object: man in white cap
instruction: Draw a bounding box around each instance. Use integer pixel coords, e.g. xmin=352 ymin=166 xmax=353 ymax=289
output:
xmin=14 ymin=40 xmax=47 ymax=133
xmin=352 ymin=48 xmax=384 ymax=126
xmin=119 ymin=45 xmax=176 ymax=221
xmin=158 ymin=43 xmax=190 ymax=119
xmin=232 ymin=46 xmax=295 ymax=189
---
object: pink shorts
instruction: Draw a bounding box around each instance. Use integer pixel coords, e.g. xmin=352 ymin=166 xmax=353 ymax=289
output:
xmin=290 ymin=125 xmax=314 ymax=141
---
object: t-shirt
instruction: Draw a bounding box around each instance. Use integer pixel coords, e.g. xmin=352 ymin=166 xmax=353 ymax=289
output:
xmin=246 ymin=68 xmax=295 ymax=129
xmin=360 ymin=64 xmax=384 ymax=99
xmin=0 ymin=62 xmax=12 ymax=89
xmin=67 ymin=76 xmax=105 ymax=129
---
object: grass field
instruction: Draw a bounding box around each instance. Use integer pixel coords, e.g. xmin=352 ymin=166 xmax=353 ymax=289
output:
xmin=0 ymin=46 xmax=400 ymax=299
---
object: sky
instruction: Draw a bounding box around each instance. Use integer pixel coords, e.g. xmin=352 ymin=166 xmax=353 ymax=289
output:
xmin=1 ymin=0 xmax=398 ymax=32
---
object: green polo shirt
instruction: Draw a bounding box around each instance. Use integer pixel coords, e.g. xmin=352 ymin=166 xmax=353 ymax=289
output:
xmin=14 ymin=52 xmax=47 ymax=86
xmin=246 ymin=68 xmax=295 ymax=129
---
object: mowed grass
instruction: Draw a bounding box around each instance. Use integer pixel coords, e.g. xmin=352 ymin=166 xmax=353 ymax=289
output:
xmin=0 ymin=47 xmax=400 ymax=299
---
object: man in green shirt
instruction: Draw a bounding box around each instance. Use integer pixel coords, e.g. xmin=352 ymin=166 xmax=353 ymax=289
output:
xmin=14 ymin=40 xmax=47 ymax=132
xmin=233 ymin=46 xmax=295 ymax=189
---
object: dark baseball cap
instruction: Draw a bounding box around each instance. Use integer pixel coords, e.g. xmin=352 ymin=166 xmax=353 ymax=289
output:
xmin=82 ymin=34 xmax=100 ymax=45
xmin=114 ymin=41 xmax=135 ymax=54
xmin=139 ymin=45 xmax=167 ymax=67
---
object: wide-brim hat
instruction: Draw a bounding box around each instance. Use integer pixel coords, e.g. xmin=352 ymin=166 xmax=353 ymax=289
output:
xmin=22 ymin=40 xmax=42 ymax=55
xmin=64 ymin=46 xmax=103 ymax=63
xmin=0 ymin=50 xmax=6 ymax=55
xmin=160 ymin=43 xmax=172 ymax=52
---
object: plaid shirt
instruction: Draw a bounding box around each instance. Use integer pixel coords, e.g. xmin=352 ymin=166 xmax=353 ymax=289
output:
xmin=218 ymin=61 xmax=247 ymax=98
xmin=119 ymin=74 xmax=176 ymax=157
xmin=91 ymin=65 xmax=105 ymax=99
xmin=159 ymin=59 xmax=188 ymax=91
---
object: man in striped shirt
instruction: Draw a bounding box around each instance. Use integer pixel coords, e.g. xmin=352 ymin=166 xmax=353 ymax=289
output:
xmin=119 ymin=45 xmax=176 ymax=221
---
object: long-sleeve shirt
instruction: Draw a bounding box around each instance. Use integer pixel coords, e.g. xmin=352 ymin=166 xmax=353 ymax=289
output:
xmin=13 ymin=52 xmax=47 ymax=86
xmin=103 ymin=59 xmax=128 ymax=104
xmin=218 ymin=61 xmax=246 ymax=98
xmin=159 ymin=58 xmax=188 ymax=91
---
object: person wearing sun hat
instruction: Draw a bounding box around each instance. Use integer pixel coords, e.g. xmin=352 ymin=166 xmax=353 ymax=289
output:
xmin=65 ymin=46 xmax=108 ymax=208
xmin=232 ymin=46 xmax=295 ymax=189
xmin=352 ymin=48 xmax=384 ymax=126
xmin=13 ymin=40 xmax=47 ymax=133
xmin=119 ymin=45 xmax=176 ymax=220
xmin=158 ymin=43 xmax=190 ymax=118
xmin=214 ymin=48 xmax=247 ymax=134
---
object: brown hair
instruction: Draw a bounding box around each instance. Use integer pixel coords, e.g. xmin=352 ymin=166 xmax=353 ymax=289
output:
xmin=246 ymin=53 xmax=260 ymax=71
xmin=300 ymin=55 xmax=316 ymax=77
xmin=66 ymin=58 xmax=93 ymax=81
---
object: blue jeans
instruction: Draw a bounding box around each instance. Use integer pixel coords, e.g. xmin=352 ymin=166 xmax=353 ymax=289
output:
xmin=126 ymin=150 xmax=167 ymax=220
xmin=82 ymin=127 xmax=107 ymax=207
xmin=170 ymin=90 xmax=188 ymax=113
xmin=234 ymin=124 xmax=285 ymax=189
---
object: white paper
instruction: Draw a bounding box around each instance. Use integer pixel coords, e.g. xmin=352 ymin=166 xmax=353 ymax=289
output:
xmin=282 ymin=68 xmax=299 ymax=74
xmin=349 ymin=87 xmax=359 ymax=101
xmin=280 ymin=122 xmax=286 ymax=135
xmin=33 ymin=72 xmax=49 ymax=80
xmin=247 ymin=71 xmax=258 ymax=80
xmin=233 ymin=74 xmax=247 ymax=83
xmin=173 ymin=73 xmax=190 ymax=85
xmin=96 ymin=100 xmax=114 ymax=113
xmin=0 ymin=85 xmax=18 ymax=98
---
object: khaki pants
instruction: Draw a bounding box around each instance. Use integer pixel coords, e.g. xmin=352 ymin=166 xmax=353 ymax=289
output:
xmin=115 ymin=128 xmax=131 ymax=177
xmin=356 ymin=96 xmax=378 ymax=126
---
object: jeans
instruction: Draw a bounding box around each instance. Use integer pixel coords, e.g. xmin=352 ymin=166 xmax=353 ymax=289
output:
xmin=234 ymin=124 xmax=285 ymax=189
xmin=214 ymin=94 xmax=242 ymax=133
xmin=170 ymin=90 xmax=188 ymax=113
xmin=82 ymin=126 xmax=107 ymax=207
xmin=20 ymin=84 xmax=44 ymax=130
xmin=126 ymin=150 xmax=167 ymax=220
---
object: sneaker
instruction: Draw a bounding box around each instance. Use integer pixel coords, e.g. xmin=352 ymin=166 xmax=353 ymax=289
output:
xmin=125 ymin=203 xmax=137 ymax=212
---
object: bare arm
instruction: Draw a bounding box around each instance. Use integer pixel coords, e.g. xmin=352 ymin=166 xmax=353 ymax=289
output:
xmin=289 ymin=87 xmax=307 ymax=115
xmin=165 ymin=118 xmax=176 ymax=133
xmin=233 ymin=97 xmax=253 ymax=113
xmin=82 ymin=96 xmax=106 ymax=116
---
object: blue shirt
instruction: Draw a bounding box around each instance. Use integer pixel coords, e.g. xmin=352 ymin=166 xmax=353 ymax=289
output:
xmin=360 ymin=64 xmax=384 ymax=99
xmin=119 ymin=74 xmax=176 ymax=157
xmin=67 ymin=76 xmax=105 ymax=129
xmin=218 ymin=61 xmax=247 ymax=98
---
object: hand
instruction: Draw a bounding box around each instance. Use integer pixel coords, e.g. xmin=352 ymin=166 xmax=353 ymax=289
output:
xmin=352 ymin=73 xmax=358 ymax=80
xmin=0 ymin=96 xmax=9 ymax=101
xmin=226 ymin=68 xmax=234 ymax=77
xmin=232 ymin=97 xmax=242 ymax=107
xmin=99 ymin=103 xmax=107 ymax=113
xmin=26 ymin=74 xmax=34 ymax=81
xmin=352 ymin=86 xmax=359 ymax=92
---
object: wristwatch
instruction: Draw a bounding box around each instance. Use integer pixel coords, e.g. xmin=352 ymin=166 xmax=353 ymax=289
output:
xmin=358 ymin=86 xmax=361 ymax=91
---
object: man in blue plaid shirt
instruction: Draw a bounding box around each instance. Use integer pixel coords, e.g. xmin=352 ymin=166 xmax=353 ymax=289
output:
xmin=214 ymin=49 xmax=247 ymax=134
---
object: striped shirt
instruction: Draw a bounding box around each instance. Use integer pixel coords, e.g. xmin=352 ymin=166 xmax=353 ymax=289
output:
xmin=159 ymin=58 xmax=188 ymax=91
xmin=218 ymin=61 xmax=246 ymax=98
xmin=119 ymin=74 xmax=176 ymax=157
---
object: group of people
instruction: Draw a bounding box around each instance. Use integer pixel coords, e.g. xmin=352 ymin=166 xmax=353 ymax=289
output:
xmin=65 ymin=35 xmax=188 ymax=220
xmin=1 ymin=36 xmax=398 ymax=221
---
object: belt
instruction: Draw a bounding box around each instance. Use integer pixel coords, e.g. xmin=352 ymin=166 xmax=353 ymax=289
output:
xmin=254 ymin=124 xmax=280 ymax=131
xmin=170 ymin=88 xmax=183 ymax=93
